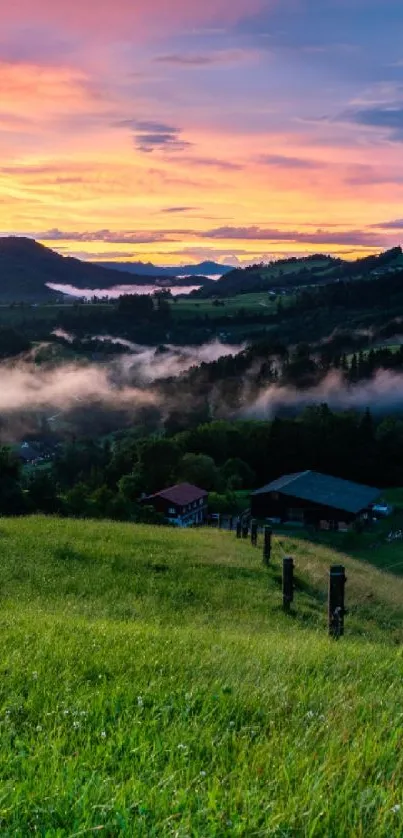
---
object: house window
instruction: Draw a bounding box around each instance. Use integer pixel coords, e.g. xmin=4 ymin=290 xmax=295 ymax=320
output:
xmin=168 ymin=507 xmax=176 ymax=515
xmin=199 ymin=499 xmax=204 ymax=506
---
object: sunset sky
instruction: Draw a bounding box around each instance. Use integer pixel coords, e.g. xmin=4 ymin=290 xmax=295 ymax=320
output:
xmin=1 ymin=0 xmax=403 ymax=266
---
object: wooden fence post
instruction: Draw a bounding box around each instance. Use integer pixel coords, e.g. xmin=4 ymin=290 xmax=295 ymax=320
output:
xmin=251 ymin=519 xmax=258 ymax=547
xmin=263 ymin=526 xmax=272 ymax=566
xmin=242 ymin=521 xmax=249 ymax=539
xmin=236 ymin=518 xmax=242 ymax=539
xmin=328 ymin=565 xmax=347 ymax=638
xmin=283 ymin=556 xmax=294 ymax=612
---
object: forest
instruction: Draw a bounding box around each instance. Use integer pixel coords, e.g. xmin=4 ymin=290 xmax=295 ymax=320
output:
xmin=2 ymin=405 xmax=403 ymax=521
xmin=1 ymin=246 xmax=403 ymax=519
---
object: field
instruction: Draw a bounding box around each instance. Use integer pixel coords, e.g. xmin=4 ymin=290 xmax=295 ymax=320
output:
xmin=171 ymin=292 xmax=281 ymax=319
xmin=1 ymin=517 xmax=403 ymax=835
xmin=0 ymin=302 xmax=111 ymax=327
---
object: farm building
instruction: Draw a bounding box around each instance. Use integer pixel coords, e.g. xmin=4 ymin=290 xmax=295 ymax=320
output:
xmin=141 ymin=483 xmax=208 ymax=527
xmin=251 ymin=471 xmax=381 ymax=531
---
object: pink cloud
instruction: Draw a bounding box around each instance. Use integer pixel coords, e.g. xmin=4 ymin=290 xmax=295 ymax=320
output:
xmin=4 ymin=0 xmax=266 ymax=36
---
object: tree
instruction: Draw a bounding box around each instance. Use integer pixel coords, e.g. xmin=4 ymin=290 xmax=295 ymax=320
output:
xmin=64 ymin=483 xmax=91 ymax=518
xmin=0 ymin=447 xmax=26 ymax=515
xmin=140 ymin=438 xmax=180 ymax=493
xmin=118 ymin=471 xmax=143 ymax=502
xmin=221 ymin=458 xmax=255 ymax=490
xmin=177 ymin=453 xmax=219 ymax=491
xmin=27 ymin=471 xmax=60 ymax=514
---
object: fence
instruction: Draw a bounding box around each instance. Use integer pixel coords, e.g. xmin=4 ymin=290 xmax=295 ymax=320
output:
xmin=230 ymin=519 xmax=348 ymax=637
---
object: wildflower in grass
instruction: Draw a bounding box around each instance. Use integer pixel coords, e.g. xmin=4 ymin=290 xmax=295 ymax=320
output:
xmin=36 ymin=725 xmax=42 ymax=732
xmin=391 ymin=804 xmax=401 ymax=813
xmin=137 ymin=696 xmax=144 ymax=708
xmin=177 ymin=743 xmax=187 ymax=751
xmin=101 ymin=731 xmax=107 ymax=739
xmin=200 ymin=770 xmax=207 ymax=777
xmin=73 ymin=721 xmax=80 ymax=730
xmin=32 ymin=672 xmax=38 ymax=680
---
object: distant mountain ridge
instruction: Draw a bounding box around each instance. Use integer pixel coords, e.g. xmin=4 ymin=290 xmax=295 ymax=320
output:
xmin=0 ymin=237 xmax=152 ymax=301
xmin=97 ymin=260 xmax=232 ymax=278
xmin=0 ymin=237 xmax=216 ymax=302
xmin=0 ymin=237 xmax=401 ymax=303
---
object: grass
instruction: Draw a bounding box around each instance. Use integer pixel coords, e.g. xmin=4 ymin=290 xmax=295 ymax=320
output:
xmin=0 ymin=302 xmax=111 ymax=326
xmin=383 ymin=487 xmax=403 ymax=508
xmin=172 ymin=293 xmax=282 ymax=319
xmin=271 ymin=508 xmax=403 ymax=578
xmin=1 ymin=517 xmax=403 ymax=835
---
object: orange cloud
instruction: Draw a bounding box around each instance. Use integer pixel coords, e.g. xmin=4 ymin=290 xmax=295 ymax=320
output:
xmin=0 ymin=61 xmax=96 ymax=117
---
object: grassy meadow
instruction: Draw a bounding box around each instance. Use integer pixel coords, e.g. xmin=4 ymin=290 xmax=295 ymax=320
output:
xmin=0 ymin=302 xmax=112 ymax=330
xmin=1 ymin=517 xmax=403 ymax=835
xmin=171 ymin=292 xmax=281 ymax=320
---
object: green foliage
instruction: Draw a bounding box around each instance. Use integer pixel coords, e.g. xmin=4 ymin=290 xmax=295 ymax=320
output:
xmin=208 ymin=490 xmax=239 ymax=513
xmin=222 ymin=457 xmax=255 ymax=490
xmin=26 ymin=470 xmax=61 ymax=514
xmin=0 ymin=517 xmax=403 ymax=834
xmin=177 ymin=452 xmax=220 ymax=491
xmin=0 ymin=447 xmax=26 ymax=515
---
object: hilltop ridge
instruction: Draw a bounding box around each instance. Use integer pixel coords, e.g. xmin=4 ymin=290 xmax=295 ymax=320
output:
xmin=193 ymin=245 xmax=403 ymax=298
xmin=0 ymin=237 xmax=402 ymax=303
xmin=0 ymin=237 xmax=152 ymax=301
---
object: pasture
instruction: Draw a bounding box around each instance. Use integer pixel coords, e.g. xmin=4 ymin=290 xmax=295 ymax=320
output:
xmin=0 ymin=517 xmax=403 ymax=835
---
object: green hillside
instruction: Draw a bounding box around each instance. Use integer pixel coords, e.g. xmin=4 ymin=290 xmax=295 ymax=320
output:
xmin=1 ymin=517 xmax=403 ymax=835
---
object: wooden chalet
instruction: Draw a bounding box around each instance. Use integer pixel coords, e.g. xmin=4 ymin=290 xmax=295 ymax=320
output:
xmin=141 ymin=482 xmax=208 ymax=527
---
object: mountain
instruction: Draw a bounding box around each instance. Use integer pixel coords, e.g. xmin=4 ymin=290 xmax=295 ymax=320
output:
xmin=0 ymin=238 xmax=212 ymax=302
xmin=97 ymin=260 xmax=232 ymax=278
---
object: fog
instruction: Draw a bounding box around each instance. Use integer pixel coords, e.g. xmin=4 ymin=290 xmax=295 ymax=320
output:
xmin=243 ymin=369 xmax=403 ymax=418
xmin=54 ymin=332 xmax=246 ymax=382
xmin=0 ymin=339 xmax=245 ymax=427
xmin=119 ymin=339 xmax=246 ymax=383
xmin=46 ymin=282 xmax=201 ymax=299
xmin=3 ymin=340 xmax=403 ymax=442
xmin=0 ymin=361 xmax=157 ymax=414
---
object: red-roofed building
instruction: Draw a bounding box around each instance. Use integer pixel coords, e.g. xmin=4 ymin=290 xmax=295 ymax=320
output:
xmin=141 ymin=483 xmax=208 ymax=527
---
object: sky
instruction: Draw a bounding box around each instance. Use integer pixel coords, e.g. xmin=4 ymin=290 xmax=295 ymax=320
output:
xmin=1 ymin=0 xmax=403 ymax=266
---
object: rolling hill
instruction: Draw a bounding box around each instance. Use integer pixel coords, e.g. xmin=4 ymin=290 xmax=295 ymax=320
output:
xmin=0 ymin=238 xmax=213 ymax=303
xmin=194 ymin=246 xmax=403 ymax=298
xmin=1 ymin=515 xmax=403 ymax=835
xmin=0 ymin=237 xmax=154 ymax=302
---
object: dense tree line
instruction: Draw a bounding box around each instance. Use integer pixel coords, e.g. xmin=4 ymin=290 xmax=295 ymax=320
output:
xmin=2 ymin=407 xmax=403 ymax=520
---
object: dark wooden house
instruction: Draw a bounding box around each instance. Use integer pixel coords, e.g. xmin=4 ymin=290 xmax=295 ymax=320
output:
xmin=251 ymin=471 xmax=380 ymax=531
xmin=141 ymin=483 xmax=208 ymax=527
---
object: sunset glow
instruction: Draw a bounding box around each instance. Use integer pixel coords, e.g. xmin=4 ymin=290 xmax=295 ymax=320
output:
xmin=1 ymin=0 xmax=403 ymax=265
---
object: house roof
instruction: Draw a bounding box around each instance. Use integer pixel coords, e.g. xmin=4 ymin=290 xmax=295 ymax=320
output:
xmin=148 ymin=483 xmax=208 ymax=506
xmin=252 ymin=471 xmax=380 ymax=515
